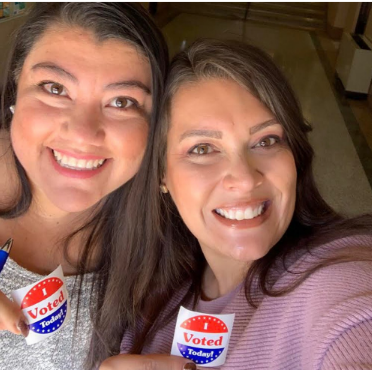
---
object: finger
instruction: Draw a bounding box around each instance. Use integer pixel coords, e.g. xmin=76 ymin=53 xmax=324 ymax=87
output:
xmin=100 ymin=354 xmax=196 ymax=370
xmin=0 ymin=291 xmax=29 ymax=336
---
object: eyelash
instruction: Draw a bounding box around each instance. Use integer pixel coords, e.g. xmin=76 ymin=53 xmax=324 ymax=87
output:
xmin=188 ymin=135 xmax=283 ymax=156
xmin=254 ymin=135 xmax=282 ymax=148
xmin=38 ymin=81 xmax=67 ymax=96
xmin=188 ymin=143 xmax=215 ymax=156
xmin=107 ymin=96 xmax=140 ymax=110
xmin=37 ymin=81 xmax=142 ymax=111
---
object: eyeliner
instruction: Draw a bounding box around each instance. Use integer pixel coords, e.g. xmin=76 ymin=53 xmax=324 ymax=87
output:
xmin=0 ymin=238 xmax=13 ymax=274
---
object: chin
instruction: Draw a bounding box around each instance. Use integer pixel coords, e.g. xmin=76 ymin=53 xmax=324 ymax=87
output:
xmin=224 ymin=239 xmax=273 ymax=263
xmin=46 ymin=190 xmax=104 ymax=214
xmin=54 ymin=200 xmax=99 ymax=214
xmin=231 ymin=248 xmax=269 ymax=263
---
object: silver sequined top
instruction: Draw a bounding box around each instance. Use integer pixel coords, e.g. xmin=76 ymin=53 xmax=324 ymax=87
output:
xmin=0 ymin=258 xmax=96 ymax=370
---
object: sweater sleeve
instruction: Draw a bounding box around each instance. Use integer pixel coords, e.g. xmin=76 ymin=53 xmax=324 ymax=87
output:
xmin=321 ymin=319 xmax=372 ymax=369
xmin=299 ymin=259 xmax=372 ymax=370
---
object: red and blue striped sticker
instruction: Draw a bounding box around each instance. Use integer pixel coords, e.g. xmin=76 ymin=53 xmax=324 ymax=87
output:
xmin=11 ymin=265 xmax=71 ymax=345
xmin=171 ymin=307 xmax=235 ymax=367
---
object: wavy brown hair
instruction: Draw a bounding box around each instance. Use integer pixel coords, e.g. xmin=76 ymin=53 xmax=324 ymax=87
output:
xmin=0 ymin=3 xmax=168 ymax=368
xmin=116 ymin=39 xmax=372 ymax=353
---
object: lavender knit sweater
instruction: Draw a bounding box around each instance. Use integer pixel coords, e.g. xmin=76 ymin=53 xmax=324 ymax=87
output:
xmin=121 ymin=236 xmax=372 ymax=369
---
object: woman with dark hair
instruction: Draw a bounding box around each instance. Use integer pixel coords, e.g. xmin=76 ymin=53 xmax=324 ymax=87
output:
xmin=101 ymin=39 xmax=372 ymax=370
xmin=0 ymin=3 xmax=168 ymax=369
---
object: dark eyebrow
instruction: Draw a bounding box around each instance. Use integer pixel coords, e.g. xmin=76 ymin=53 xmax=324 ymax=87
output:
xmin=106 ymin=81 xmax=151 ymax=95
xmin=180 ymin=130 xmax=223 ymax=142
xmin=249 ymin=119 xmax=280 ymax=135
xmin=31 ymin=62 xmax=77 ymax=83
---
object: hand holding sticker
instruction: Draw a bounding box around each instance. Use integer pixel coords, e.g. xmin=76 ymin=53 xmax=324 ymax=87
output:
xmin=171 ymin=307 xmax=235 ymax=368
xmin=11 ymin=265 xmax=71 ymax=345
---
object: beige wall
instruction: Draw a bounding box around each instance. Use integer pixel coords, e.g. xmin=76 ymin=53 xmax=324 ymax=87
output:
xmin=0 ymin=4 xmax=34 ymax=86
xmin=365 ymin=8 xmax=372 ymax=108
xmin=327 ymin=2 xmax=361 ymax=32
xmin=365 ymin=8 xmax=372 ymax=42
xmin=328 ymin=3 xmax=350 ymax=28
xmin=344 ymin=2 xmax=361 ymax=33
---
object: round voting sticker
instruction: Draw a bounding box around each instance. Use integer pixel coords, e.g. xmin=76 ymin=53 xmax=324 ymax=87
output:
xmin=21 ymin=277 xmax=68 ymax=335
xmin=11 ymin=266 xmax=71 ymax=345
xmin=177 ymin=314 xmax=229 ymax=365
xmin=21 ymin=278 xmax=63 ymax=309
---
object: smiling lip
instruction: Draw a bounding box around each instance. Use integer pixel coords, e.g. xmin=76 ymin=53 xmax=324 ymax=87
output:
xmin=212 ymin=201 xmax=271 ymax=229
xmin=49 ymin=148 xmax=108 ymax=179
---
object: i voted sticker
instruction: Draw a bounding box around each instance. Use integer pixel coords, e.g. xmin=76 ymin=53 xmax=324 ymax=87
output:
xmin=171 ymin=307 xmax=235 ymax=367
xmin=11 ymin=265 xmax=71 ymax=345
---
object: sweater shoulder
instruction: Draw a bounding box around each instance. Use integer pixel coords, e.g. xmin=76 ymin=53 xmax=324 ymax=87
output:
xmin=269 ymin=237 xmax=372 ymax=369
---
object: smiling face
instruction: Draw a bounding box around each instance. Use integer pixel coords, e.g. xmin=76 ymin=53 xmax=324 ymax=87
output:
xmin=10 ymin=25 xmax=152 ymax=214
xmin=164 ymin=78 xmax=297 ymax=268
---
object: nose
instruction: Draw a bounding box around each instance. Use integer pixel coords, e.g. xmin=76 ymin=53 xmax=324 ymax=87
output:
xmin=222 ymin=153 xmax=263 ymax=192
xmin=59 ymin=106 xmax=105 ymax=146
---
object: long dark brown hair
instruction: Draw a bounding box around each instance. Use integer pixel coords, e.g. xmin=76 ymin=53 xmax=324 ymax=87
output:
xmin=114 ymin=39 xmax=372 ymax=353
xmin=0 ymin=3 xmax=168 ymax=368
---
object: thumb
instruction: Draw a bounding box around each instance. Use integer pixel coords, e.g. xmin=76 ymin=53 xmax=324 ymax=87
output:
xmin=0 ymin=291 xmax=29 ymax=336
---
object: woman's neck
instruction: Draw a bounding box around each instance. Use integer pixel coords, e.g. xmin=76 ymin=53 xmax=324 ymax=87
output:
xmin=0 ymin=201 xmax=96 ymax=276
xmin=201 ymin=255 xmax=249 ymax=300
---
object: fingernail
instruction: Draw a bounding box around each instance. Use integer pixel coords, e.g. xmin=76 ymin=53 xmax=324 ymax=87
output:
xmin=17 ymin=320 xmax=29 ymax=337
xmin=183 ymin=363 xmax=197 ymax=370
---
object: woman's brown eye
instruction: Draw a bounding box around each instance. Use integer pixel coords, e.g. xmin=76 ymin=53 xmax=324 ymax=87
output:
xmin=50 ymin=83 xmax=64 ymax=95
xmin=193 ymin=144 xmax=211 ymax=155
xmin=259 ymin=137 xmax=277 ymax=147
xmin=40 ymin=82 xmax=67 ymax=96
xmin=114 ymin=97 xmax=134 ymax=108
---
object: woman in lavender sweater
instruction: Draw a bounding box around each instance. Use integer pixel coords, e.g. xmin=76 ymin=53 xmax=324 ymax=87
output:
xmin=101 ymin=39 xmax=372 ymax=370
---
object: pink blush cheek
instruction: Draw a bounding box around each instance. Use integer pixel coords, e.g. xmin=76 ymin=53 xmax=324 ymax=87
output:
xmin=166 ymin=164 xmax=223 ymax=237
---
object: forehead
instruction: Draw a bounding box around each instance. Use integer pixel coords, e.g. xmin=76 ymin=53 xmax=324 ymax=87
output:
xmin=172 ymin=78 xmax=253 ymax=110
xmin=21 ymin=24 xmax=151 ymax=82
xmin=169 ymin=78 xmax=274 ymax=128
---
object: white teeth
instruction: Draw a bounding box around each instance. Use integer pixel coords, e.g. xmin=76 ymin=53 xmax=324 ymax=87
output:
xmin=52 ymin=150 xmax=106 ymax=171
xmin=54 ymin=151 xmax=62 ymax=161
xmin=68 ymin=157 xmax=77 ymax=167
xmin=235 ymin=210 xmax=244 ymax=220
xmin=244 ymin=208 xmax=253 ymax=219
xmin=76 ymin=159 xmax=86 ymax=169
xmin=86 ymin=160 xmax=94 ymax=169
xmin=92 ymin=160 xmax=100 ymax=168
xmin=215 ymin=203 xmax=266 ymax=221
